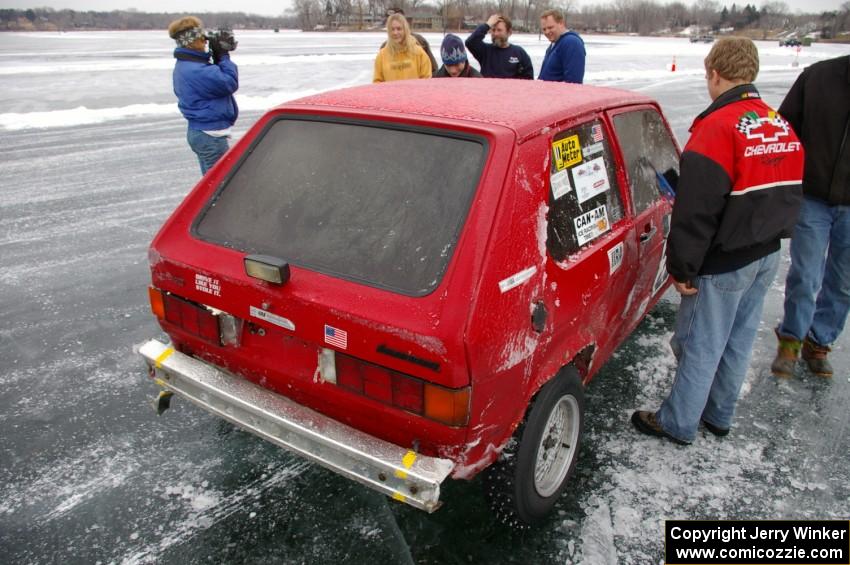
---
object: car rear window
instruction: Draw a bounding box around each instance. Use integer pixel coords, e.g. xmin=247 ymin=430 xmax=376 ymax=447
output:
xmin=193 ymin=117 xmax=487 ymax=296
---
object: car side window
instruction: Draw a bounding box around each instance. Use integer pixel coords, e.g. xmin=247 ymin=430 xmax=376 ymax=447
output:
xmin=546 ymin=120 xmax=624 ymax=262
xmin=612 ymin=109 xmax=680 ymax=216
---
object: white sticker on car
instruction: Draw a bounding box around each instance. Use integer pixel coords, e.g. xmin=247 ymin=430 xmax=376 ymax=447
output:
xmin=652 ymin=240 xmax=669 ymax=295
xmin=573 ymin=156 xmax=611 ymax=204
xmin=574 ymin=204 xmax=610 ymax=246
xmin=195 ymin=273 xmax=221 ymax=297
xmin=249 ymin=305 xmax=295 ymax=331
xmin=608 ymin=242 xmax=624 ymax=274
xmin=499 ymin=266 xmax=537 ymax=293
xmin=550 ymin=169 xmax=572 ymax=200
xmin=573 ymin=157 xmax=611 ymax=204
xmin=583 ymin=141 xmax=604 ymax=156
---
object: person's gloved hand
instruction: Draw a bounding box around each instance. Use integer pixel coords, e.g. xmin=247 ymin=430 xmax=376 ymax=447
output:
xmin=210 ymin=41 xmax=227 ymax=64
xmin=209 ymin=30 xmax=236 ymax=64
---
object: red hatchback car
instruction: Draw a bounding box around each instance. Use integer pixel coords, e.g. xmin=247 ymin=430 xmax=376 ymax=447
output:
xmin=139 ymin=78 xmax=680 ymax=525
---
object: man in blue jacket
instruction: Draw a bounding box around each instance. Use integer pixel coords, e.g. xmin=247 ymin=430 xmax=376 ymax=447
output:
xmin=539 ymin=9 xmax=585 ymax=84
xmin=465 ymin=14 xmax=533 ymax=79
xmin=168 ymin=16 xmax=239 ymax=175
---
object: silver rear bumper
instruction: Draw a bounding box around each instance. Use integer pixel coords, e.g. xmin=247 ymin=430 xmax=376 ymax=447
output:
xmin=138 ymin=339 xmax=454 ymax=512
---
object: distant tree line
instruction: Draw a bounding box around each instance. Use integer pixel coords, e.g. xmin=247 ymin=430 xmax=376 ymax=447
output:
xmin=2 ymin=3 xmax=849 ymax=39
xmin=0 ymin=8 xmax=298 ymax=31
xmin=295 ymin=0 xmax=850 ymax=38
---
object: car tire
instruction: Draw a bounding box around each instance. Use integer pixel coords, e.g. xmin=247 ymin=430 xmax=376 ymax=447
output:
xmin=482 ymin=366 xmax=584 ymax=527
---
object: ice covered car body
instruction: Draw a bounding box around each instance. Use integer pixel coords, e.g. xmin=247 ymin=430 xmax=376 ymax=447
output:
xmin=139 ymin=79 xmax=680 ymax=524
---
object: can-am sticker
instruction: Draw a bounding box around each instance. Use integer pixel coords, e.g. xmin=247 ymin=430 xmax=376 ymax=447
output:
xmin=608 ymin=242 xmax=624 ymax=274
xmin=574 ymin=204 xmax=610 ymax=246
xmin=550 ymin=169 xmax=572 ymax=199
xmin=573 ymin=156 xmax=611 ymax=204
xmin=552 ymin=135 xmax=582 ymax=171
xmin=249 ymin=305 xmax=295 ymax=331
xmin=195 ymin=273 xmax=221 ymax=297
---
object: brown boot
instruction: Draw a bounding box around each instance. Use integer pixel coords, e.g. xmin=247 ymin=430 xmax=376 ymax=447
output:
xmin=771 ymin=330 xmax=800 ymax=379
xmin=802 ymin=337 xmax=833 ymax=377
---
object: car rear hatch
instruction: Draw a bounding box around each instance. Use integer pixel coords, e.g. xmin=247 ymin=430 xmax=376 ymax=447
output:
xmin=146 ymin=108 xmax=512 ymax=466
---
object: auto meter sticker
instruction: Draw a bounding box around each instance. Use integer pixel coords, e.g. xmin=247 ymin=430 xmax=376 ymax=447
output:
xmin=608 ymin=242 xmax=624 ymax=274
xmin=550 ymin=169 xmax=573 ymax=199
xmin=574 ymin=204 xmax=610 ymax=246
xmin=195 ymin=273 xmax=221 ymax=297
xmin=573 ymin=156 xmax=611 ymax=204
xmin=552 ymin=135 xmax=582 ymax=171
xmin=249 ymin=305 xmax=295 ymax=331
xmin=499 ymin=266 xmax=537 ymax=293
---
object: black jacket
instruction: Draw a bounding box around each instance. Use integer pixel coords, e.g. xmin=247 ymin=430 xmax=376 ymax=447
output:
xmin=779 ymin=55 xmax=850 ymax=206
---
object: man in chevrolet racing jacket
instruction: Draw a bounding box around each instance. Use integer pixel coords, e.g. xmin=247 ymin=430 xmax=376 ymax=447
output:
xmin=632 ymin=37 xmax=804 ymax=444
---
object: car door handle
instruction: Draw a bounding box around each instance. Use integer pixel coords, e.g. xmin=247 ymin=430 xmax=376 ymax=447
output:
xmin=640 ymin=226 xmax=657 ymax=243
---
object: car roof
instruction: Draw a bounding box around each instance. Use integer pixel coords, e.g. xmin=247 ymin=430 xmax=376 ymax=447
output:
xmin=283 ymin=79 xmax=655 ymax=140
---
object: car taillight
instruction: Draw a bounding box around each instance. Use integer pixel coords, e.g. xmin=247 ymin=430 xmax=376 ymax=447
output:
xmin=148 ymin=286 xmax=165 ymax=320
xmin=148 ymin=287 xmax=221 ymax=345
xmin=424 ymin=384 xmax=470 ymax=427
xmin=335 ymin=353 xmax=468 ymax=427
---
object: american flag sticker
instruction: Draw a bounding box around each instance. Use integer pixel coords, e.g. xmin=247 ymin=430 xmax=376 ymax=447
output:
xmin=591 ymin=124 xmax=604 ymax=143
xmin=324 ymin=324 xmax=348 ymax=349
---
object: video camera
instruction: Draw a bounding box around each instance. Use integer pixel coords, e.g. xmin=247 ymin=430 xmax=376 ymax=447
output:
xmin=205 ymin=29 xmax=238 ymax=54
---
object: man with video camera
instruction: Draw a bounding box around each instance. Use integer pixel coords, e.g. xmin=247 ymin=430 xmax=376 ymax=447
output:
xmin=168 ymin=16 xmax=239 ymax=175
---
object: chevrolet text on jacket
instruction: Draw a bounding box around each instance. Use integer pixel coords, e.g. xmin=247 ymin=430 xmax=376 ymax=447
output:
xmin=667 ymin=84 xmax=804 ymax=283
xmin=779 ymin=55 xmax=850 ymax=206
xmin=172 ymin=48 xmax=239 ymax=131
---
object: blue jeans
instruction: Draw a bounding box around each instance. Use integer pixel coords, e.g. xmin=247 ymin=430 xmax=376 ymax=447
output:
xmin=779 ymin=196 xmax=850 ymax=347
xmin=656 ymin=252 xmax=779 ymax=442
xmin=187 ymin=128 xmax=229 ymax=175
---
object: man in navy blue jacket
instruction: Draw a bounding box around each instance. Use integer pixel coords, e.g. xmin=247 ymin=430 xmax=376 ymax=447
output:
xmin=539 ymin=9 xmax=585 ymax=84
xmin=168 ymin=16 xmax=239 ymax=175
xmin=465 ymin=14 xmax=533 ymax=79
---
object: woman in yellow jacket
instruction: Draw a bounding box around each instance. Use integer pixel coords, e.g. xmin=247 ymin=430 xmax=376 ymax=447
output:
xmin=373 ymin=14 xmax=432 ymax=82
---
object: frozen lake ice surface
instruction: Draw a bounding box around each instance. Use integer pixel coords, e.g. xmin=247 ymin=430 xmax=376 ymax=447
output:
xmin=0 ymin=30 xmax=848 ymax=564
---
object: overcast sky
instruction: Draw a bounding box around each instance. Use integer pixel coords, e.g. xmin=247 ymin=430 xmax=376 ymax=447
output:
xmin=4 ymin=0 xmax=846 ymax=17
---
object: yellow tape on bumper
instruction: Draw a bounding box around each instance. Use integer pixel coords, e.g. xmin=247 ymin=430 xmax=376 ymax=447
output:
xmin=154 ymin=347 xmax=174 ymax=369
xmin=395 ymin=450 xmax=418 ymax=479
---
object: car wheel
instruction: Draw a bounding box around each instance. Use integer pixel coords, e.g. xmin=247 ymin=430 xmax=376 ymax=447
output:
xmin=482 ymin=366 xmax=584 ymax=527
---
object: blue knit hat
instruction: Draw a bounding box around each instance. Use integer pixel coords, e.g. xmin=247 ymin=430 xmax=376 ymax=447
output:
xmin=441 ymin=34 xmax=467 ymax=65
